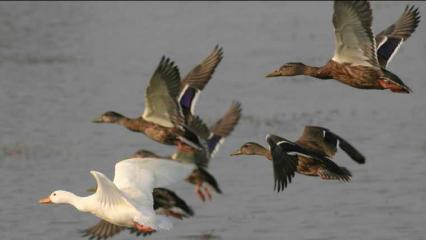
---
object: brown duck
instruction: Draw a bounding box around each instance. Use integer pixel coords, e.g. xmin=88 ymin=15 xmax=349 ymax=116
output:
xmin=231 ymin=126 xmax=365 ymax=191
xmin=133 ymin=101 xmax=242 ymax=202
xmin=266 ymin=1 xmax=420 ymax=93
xmin=93 ymin=46 xmax=223 ymax=148
xmin=81 ymin=188 xmax=194 ymax=240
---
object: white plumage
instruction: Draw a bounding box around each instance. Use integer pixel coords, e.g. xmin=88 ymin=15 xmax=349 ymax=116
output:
xmin=40 ymin=157 xmax=194 ymax=232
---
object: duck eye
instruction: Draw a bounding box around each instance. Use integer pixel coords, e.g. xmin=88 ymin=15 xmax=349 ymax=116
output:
xmin=53 ymin=193 xmax=56 ymax=196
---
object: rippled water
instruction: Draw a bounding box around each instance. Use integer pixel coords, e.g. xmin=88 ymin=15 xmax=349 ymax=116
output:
xmin=1 ymin=2 xmax=425 ymax=240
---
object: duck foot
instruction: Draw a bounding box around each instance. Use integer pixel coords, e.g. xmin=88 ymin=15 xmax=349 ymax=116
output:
xmin=133 ymin=221 xmax=156 ymax=234
xmin=203 ymin=186 xmax=212 ymax=201
xmin=195 ymin=183 xmax=206 ymax=202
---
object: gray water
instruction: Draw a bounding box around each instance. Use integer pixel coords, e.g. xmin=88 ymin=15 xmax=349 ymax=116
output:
xmin=1 ymin=2 xmax=426 ymax=240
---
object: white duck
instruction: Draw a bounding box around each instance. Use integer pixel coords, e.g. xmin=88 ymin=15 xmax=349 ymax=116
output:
xmin=39 ymin=157 xmax=194 ymax=234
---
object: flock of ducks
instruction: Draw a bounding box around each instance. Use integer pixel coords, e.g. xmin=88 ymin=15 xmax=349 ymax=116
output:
xmin=38 ymin=1 xmax=420 ymax=239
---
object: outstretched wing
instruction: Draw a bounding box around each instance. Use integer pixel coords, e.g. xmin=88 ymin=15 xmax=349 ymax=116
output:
xmin=318 ymin=167 xmax=352 ymax=182
xmin=81 ymin=220 xmax=125 ymax=240
xmin=90 ymin=171 xmax=131 ymax=209
xmin=375 ymin=5 xmax=421 ymax=67
xmin=113 ymin=158 xmax=193 ymax=229
xmin=332 ymin=0 xmax=379 ymax=67
xmin=114 ymin=158 xmax=194 ymax=193
xmin=179 ymin=45 xmax=224 ymax=118
xmin=180 ymin=45 xmax=224 ymax=90
xmin=266 ymin=135 xmax=298 ymax=192
xmin=142 ymin=56 xmax=183 ymax=128
xmin=267 ymin=134 xmax=349 ymax=192
xmin=208 ymin=101 xmax=242 ymax=157
xmin=302 ymin=126 xmax=365 ymax=164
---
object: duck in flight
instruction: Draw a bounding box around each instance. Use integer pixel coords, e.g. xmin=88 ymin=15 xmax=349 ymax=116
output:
xmin=93 ymin=46 xmax=223 ymax=149
xmin=266 ymin=1 xmax=420 ymax=93
xmin=39 ymin=157 xmax=195 ymax=235
xmin=231 ymin=126 xmax=365 ymax=191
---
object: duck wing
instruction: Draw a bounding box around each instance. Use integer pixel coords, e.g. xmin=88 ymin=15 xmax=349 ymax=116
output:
xmin=301 ymin=126 xmax=365 ymax=164
xmin=180 ymin=45 xmax=223 ymax=90
xmin=267 ymin=134 xmax=348 ymax=192
xmin=81 ymin=220 xmax=125 ymax=240
xmin=178 ymin=46 xmax=223 ymax=117
xmin=318 ymin=167 xmax=352 ymax=182
xmin=112 ymin=158 xmax=193 ymax=229
xmin=153 ymin=188 xmax=194 ymax=217
xmin=208 ymin=101 xmax=242 ymax=157
xmin=332 ymin=0 xmax=379 ymax=67
xmin=90 ymin=171 xmax=133 ymax=210
xmin=142 ymin=56 xmax=183 ymax=128
xmin=184 ymin=101 xmax=242 ymax=167
xmin=375 ymin=5 xmax=420 ymax=68
xmin=267 ymin=135 xmax=298 ymax=192
xmin=114 ymin=158 xmax=194 ymax=197
xmin=81 ymin=220 xmax=154 ymax=239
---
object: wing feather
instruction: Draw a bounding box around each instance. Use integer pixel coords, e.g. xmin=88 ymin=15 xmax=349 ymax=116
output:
xmin=180 ymin=45 xmax=223 ymax=90
xmin=332 ymin=0 xmax=379 ymax=67
xmin=303 ymin=126 xmax=365 ymax=164
xmin=142 ymin=56 xmax=183 ymax=128
xmin=375 ymin=5 xmax=421 ymax=67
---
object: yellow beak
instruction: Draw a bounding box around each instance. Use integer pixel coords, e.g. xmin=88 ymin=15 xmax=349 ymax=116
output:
xmin=38 ymin=196 xmax=52 ymax=204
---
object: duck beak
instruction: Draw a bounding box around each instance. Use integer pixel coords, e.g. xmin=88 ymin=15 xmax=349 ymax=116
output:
xmin=265 ymin=70 xmax=281 ymax=78
xmin=92 ymin=116 xmax=103 ymax=123
xmin=230 ymin=149 xmax=243 ymax=156
xmin=38 ymin=196 xmax=52 ymax=204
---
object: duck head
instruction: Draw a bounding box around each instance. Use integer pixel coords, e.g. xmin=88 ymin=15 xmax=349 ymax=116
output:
xmin=38 ymin=190 xmax=75 ymax=205
xmin=92 ymin=111 xmax=125 ymax=124
xmin=230 ymin=142 xmax=269 ymax=156
xmin=266 ymin=62 xmax=306 ymax=77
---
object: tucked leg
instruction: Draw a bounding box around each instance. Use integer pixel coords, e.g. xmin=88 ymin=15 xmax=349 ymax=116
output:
xmin=133 ymin=221 xmax=156 ymax=234
xmin=203 ymin=185 xmax=212 ymax=201
xmin=195 ymin=182 xmax=206 ymax=202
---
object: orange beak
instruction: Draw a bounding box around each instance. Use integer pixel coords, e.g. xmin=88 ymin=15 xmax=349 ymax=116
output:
xmin=38 ymin=196 xmax=52 ymax=204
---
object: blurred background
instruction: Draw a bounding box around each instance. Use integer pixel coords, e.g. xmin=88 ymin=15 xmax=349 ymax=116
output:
xmin=0 ymin=2 xmax=425 ymax=240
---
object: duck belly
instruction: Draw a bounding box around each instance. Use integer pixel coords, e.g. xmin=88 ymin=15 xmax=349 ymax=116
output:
xmin=296 ymin=156 xmax=321 ymax=177
xmin=93 ymin=205 xmax=139 ymax=228
xmin=327 ymin=60 xmax=382 ymax=89
xmin=143 ymin=125 xmax=177 ymax=145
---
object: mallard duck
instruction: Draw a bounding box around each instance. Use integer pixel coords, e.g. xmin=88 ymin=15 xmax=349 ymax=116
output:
xmin=134 ymin=101 xmax=242 ymax=201
xmin=231 ymin=126 xmax=365 ymax=191
xmin=93 ymin=46 xmax=223 ymax=148
xmin=266 ymin=1 xmax=420 ymax=93
xmin=39 ymin=157 xmax=195 ymax=234
xmin=81 ymin=188 xmax=194 ymax=240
